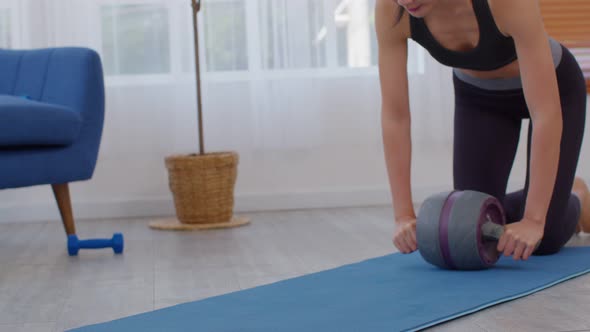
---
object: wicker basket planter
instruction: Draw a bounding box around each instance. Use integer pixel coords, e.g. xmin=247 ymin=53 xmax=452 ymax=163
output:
xmin=166 ymin=152 xmax=237 ymax=224
xmin=149 ymin=151 xmax=249 ymax=230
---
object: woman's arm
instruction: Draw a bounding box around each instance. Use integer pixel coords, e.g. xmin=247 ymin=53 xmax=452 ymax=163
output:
xmin=375 ymin=0 xmax=415 ymax=223
xmin=495 ymin=0 xmax=563 ymax=225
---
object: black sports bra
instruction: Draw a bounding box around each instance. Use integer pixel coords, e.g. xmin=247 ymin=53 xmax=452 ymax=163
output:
xmin=409 ymin=0 xmax=517 ymax=71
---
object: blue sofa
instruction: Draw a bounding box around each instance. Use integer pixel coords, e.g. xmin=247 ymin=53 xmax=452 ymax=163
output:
xmin=0 ymin=47 xmax=105 ymax=235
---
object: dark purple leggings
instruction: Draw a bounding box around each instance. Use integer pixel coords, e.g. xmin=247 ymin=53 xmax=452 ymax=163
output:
xmin=452 ymin=45 xmax=587 ymax=255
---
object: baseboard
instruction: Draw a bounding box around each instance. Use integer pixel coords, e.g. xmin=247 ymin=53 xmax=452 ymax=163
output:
xmin=0 ymin=183 xmax=520 ymax=224
xmin=0 ymin=197 xmax=177 ymax=224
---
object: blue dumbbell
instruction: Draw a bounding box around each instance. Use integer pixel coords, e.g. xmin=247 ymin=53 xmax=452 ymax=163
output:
xmin=67 ymin=233 xmax=124 ymax=256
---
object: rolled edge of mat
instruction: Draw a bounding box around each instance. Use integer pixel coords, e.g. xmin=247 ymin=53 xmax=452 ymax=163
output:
xmin=411 ymin=262 xmax=590 ymax=331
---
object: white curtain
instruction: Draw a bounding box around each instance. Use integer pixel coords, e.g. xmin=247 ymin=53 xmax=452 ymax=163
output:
xmin=0 ymin=0 xmax=461 ymax=223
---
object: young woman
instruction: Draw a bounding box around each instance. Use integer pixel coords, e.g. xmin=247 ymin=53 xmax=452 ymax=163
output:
xmin=375 ymin=0 xmax=588 ymax=261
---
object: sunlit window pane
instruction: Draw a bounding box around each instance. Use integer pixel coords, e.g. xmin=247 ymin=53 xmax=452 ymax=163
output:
xmin=335 ymin=0 xmax=375 ymax=68
xmin=259 ymin=0 xmax=327 ymax=69
xmin=101 ymin=4 xmax=170 ymax=75
xmin=202 ymin=0 xmax=248 ymax=72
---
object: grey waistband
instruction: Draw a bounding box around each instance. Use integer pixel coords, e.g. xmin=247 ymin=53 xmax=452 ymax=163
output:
xmin=453 ymin=37 xmax=563 ymax=90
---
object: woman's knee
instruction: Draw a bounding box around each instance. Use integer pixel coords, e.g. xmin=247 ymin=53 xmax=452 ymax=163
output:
xmin=533 ymin=244 xmax=562 ymax=256
xmin=533 ymin=232 xmax=571 ymax=256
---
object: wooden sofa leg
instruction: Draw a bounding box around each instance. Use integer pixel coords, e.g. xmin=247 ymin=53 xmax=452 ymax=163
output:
xmin=52 ymin=183 xmax=76 ymax=235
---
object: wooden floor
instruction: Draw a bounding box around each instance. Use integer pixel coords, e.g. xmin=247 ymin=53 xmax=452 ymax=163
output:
xmin=1 ymin=206 xmax=590 ymax=332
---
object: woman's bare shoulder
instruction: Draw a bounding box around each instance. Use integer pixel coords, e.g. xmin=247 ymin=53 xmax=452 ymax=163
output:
xmin=375 ymin=0 xmax=411 ymax=42
xmin=486 ymin=0 xmax=544 ymax=37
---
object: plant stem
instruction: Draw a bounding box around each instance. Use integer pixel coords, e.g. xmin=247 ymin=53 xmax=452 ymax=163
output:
xmin=192 ymin=0 xmax=205 ymax=155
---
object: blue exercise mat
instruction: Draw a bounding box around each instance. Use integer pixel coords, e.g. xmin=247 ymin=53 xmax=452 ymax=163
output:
xmin=68 ymin=246 xmax=590 ymax=332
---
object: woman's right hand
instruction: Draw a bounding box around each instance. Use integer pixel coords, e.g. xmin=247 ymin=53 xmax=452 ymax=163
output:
xmin=393 ymin=218 xmax=417 ymax=253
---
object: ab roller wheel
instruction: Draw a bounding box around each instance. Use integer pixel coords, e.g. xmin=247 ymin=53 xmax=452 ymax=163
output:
xmin=67 ymin=233 xmax=125 ymax=256
xmin=417 ymin=190 xmax=507 ymax=270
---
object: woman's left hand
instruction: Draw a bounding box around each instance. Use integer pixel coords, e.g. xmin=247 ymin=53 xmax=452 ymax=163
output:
xmin=497 ymin=219 xmax=545 ymax=261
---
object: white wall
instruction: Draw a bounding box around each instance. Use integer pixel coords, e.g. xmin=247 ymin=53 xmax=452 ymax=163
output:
xmin=0 ymin=71 xmax=441 ymax=223
xmin=0 ymin=73 xmax=587 ymax=224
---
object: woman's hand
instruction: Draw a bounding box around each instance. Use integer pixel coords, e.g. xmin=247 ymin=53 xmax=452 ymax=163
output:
xmin=393 ymin=217 xmax=417 ymax=254
xmin=497 ymin=218 xmax=545 ymax=260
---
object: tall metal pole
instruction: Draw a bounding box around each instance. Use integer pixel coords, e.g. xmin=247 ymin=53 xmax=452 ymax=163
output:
xmin=191 ymin=0 xmax=205 ymax=155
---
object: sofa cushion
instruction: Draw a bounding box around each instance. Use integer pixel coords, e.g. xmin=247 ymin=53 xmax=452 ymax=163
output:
xmin=0 ymin=95 xmax=82 ymax=147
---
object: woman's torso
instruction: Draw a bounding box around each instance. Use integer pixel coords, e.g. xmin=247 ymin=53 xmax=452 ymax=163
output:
xmin=400 ymin=0 xmax=524 ymax=79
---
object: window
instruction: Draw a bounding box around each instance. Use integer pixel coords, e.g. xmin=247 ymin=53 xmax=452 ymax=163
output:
xmin=101 ymin=0 xmax=424 ymax=77
xmin=256 ymin=0 xmax=381 ymax=70
xmin=258 ymin=0 xmax=327 ymax=69
xmin=334 ymin=0 xmax=377 ymax=68
xmin=190 ymin=0 xmax=399 ymax=73
xmin=203 ymin=0 xmax=248 ymax=71
xmin=101 ymin=4 xmax=170 ymax=75
xmin=308 ymin=0 xmax=328 ymax=68
xmin=0 ymin=9 xmax=11 ymax=48
xmin=540 ymin=0 xmax=590 ymax=93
